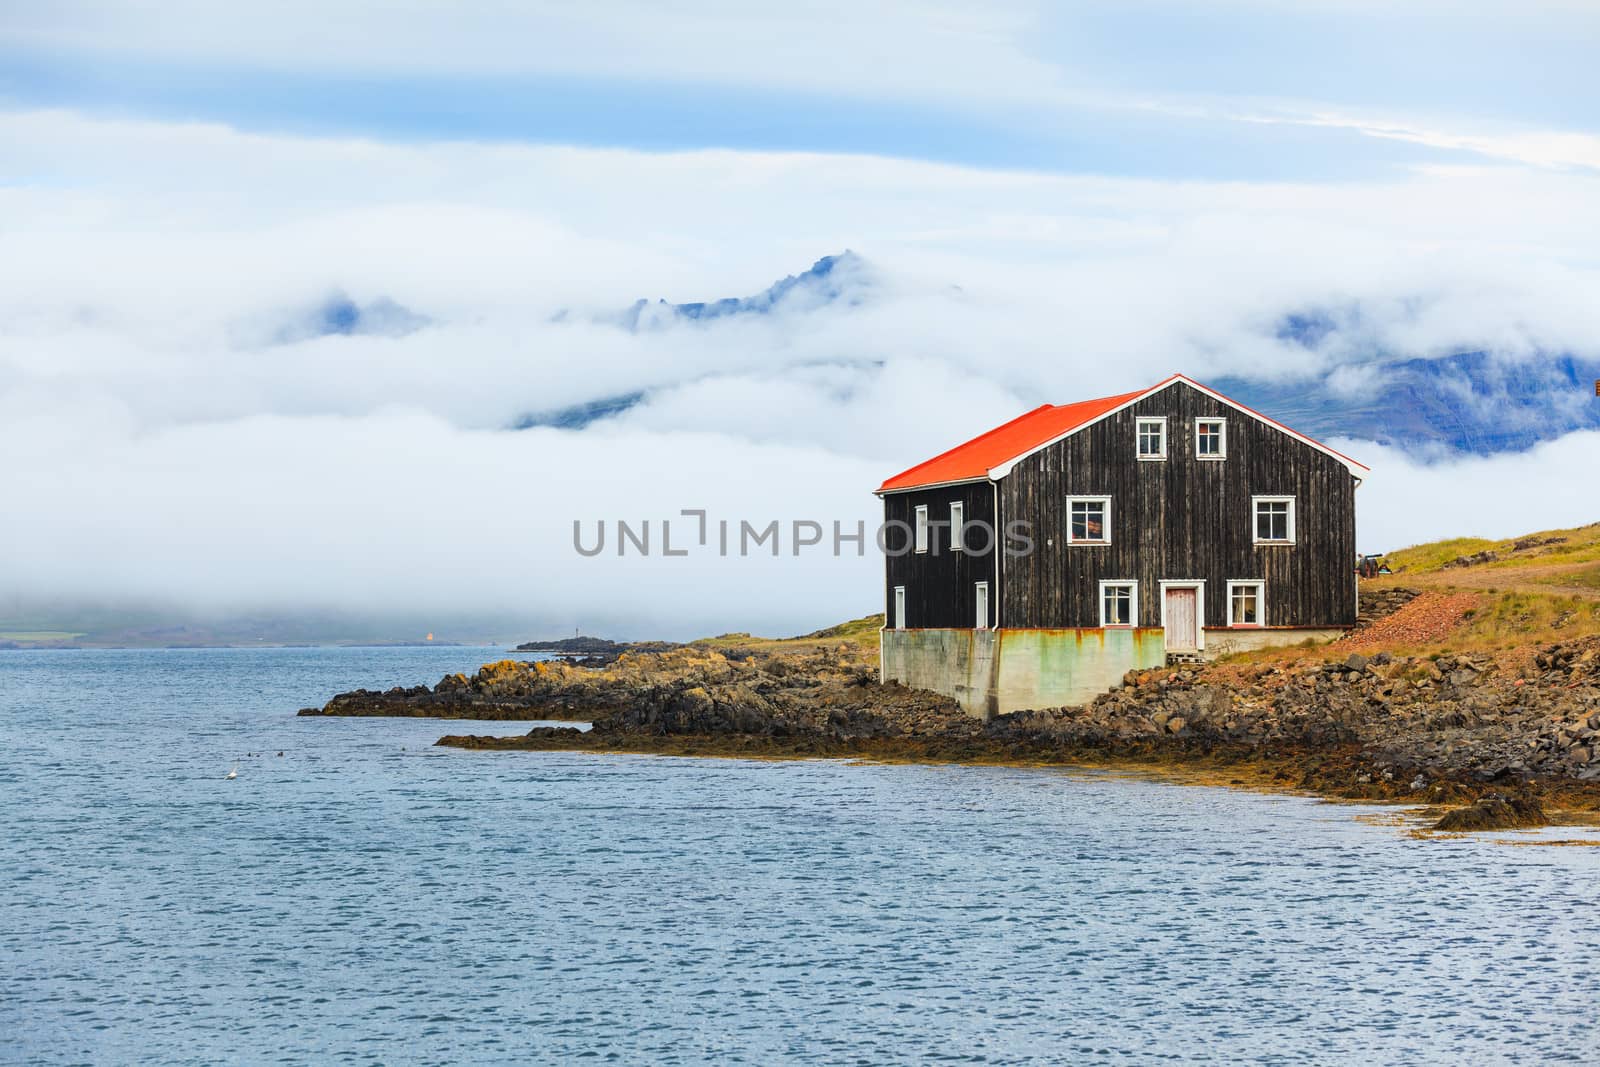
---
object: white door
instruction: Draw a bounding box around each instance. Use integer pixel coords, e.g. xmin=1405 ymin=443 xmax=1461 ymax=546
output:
xmin=1164 ymin=587 xmax=1198 ymax=650
xmin=975 ymin=582 xmax=989 ymax=629
xmin=893 ymin=586 xmax=906 ymax=629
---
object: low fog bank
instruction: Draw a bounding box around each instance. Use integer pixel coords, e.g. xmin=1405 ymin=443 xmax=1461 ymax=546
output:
xmin=5 ymin=111 xmax=1600 ymax=638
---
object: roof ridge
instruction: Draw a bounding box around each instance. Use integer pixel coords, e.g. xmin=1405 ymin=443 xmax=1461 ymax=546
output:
xmin=877 ymin=374 xmax=1367 ymax=494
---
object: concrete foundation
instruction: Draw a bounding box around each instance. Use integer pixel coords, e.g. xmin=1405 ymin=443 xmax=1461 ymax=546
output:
xmin=881 ymin=627 xmax=1167 ymax=718
xmin=1199 ymin=627 xmax=1345 ymax=658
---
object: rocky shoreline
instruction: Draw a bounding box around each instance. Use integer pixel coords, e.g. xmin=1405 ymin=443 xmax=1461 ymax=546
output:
xmin=299 ymin=625 xmax=1600 ymax=830
xmin=298 ymin=658 xmax=602 ymax=719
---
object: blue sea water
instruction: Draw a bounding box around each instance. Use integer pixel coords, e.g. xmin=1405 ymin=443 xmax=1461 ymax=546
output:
xmin=3 ymin=646 xmax=1599 ymax=1065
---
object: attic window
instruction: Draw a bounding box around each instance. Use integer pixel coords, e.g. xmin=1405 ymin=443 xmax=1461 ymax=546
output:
xmin=1067 ymin=496 xmax=1112 ymax=544
xmin=1252 ymin=496 xmax=1296 ymax=544
xmin=1196 ymin=418 xmax=1227 ymax=459
xmin=1136 ymin=417 xmax=1167 ymax=461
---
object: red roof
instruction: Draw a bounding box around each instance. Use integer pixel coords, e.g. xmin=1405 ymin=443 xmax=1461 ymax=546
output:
xmin=877 ymin=387 xmax=1146 ymax=492
xmin=876 ymin=374 xmax=1367 ymax=493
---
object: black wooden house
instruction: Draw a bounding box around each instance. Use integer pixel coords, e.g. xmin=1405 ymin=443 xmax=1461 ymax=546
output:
xmin=876 ymin=375 xmax=1367 ymax=715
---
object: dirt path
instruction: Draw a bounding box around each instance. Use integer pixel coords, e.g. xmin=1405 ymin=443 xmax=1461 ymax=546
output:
xmin=1336 ymin=591 xmax=1482 ymax=652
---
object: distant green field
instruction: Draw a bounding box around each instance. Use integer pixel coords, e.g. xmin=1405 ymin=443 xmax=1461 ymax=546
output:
xmin=0 ymin=631 xmax=86 ymax=642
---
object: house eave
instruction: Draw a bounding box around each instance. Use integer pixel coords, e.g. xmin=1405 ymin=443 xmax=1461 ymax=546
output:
xmin=874 ymin=475 xmax=993 ymax=497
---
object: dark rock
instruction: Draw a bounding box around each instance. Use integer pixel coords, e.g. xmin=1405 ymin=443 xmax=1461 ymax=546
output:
xmin=1432 ymin=794 xmax=1548 ymax=832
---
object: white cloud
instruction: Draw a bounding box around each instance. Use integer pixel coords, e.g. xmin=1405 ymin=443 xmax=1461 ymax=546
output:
xmin=8 ymin=1 xmax=1600 ymax=178
xmin=0 ymin=0 xmax=1064 ymax=105
xmin=3 ymin=109 xmax=1600 ymax=635
xmin=1345 ymin=431 xmax=1600 ymax=553
xmin=1227 ymin=105 xmax=1600 ymax=173
xmin=0 ymin=405 xmax=886 ymax=637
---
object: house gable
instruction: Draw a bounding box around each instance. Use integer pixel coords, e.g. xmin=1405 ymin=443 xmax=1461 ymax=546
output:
xmin=996 ymin=379 xmax=1359 ymax=631
xmin=986 ymin=374 xmax=1368 ymax=482
xmin=877 ymin=374 xmax=1366 ymax=497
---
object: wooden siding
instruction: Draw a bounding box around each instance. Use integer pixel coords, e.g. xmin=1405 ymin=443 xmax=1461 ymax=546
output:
xmin=998 ymin=381 xmax=1358 ymax=630
xmin=881 ymin=481 xmax=999 ymax=629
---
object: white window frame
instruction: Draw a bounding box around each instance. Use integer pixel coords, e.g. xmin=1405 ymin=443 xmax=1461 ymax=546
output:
xmin=914 ymin=505 xmax=929 ymax=554
xmin=1098 ymin=580 xmax=1139 ymax=628
xmin=1066 ymin=495 xmax=1113 ymax=545
xmin=1251 ymin=495 xmax=1296 ymax=545
xmin=1135 ymin=416 xmax=1168 ymax=461
xmin=950 ymin=501 xmax=965 ymax=553
xmin=974 ymin=581 xmax=990 ymax=630
xmin=1195 ymin=417 xmax=1227 ymax=460
xmin=893 ymin=586 xmax=906 ymax=629
xmin=1226 ymin=580 xmax=1267 ymax=627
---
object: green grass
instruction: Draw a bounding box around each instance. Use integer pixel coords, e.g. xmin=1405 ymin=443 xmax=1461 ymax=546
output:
xmin=1449 ymin=592 xmax=1600 ymax=650
xmin=1537 ymin=562 xmax=1600 ymax=591
xmin=792 ymin=614 xmax=885 ymax=643
xmin=690 ymin=613 xmax=885 ymax=652
xmin=1384 ymin=537 xmax=1499 ymax=574
xmin=1384 ymin=522 xmax=1600 ymax=576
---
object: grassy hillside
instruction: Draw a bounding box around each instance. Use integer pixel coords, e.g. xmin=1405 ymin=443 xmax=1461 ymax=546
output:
xmin=1384 ymin=522 xmax=1600 ymax=583
xmin=691 ymin=613 xmax=884 ymax=656
xmin=1355 ymin=522 xmax=1600 ymax=657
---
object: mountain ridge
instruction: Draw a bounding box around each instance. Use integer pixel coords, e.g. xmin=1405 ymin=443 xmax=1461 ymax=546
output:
xmin=521 ymin=251 xmax=1598 ymax=455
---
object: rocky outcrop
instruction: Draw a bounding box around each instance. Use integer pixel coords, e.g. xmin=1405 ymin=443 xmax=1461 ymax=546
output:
xmin=298 ymin=658 xmax=628 ymax=719
xmin=511 ymin=636 xmax=679 ymax=657
xmin=1352 ymin=587 xmax=1419 ymax=628
xmin=298 ymin=645 xmax=923 ymax=724
xmin=310 ymin=631 xmax=1600 ymax=828
xmin=463 ymin=637 xmax=1600 ymax=822
xmin=1030 ymin=640 xmax=1600 ymax=787
xmin=1443 ymin=550 xmax=1499 ymax=569
xmin=1433 ymin=794 xmax=1547 ymax=832
xmin=1436 ymin=534 xmax=1569 ymax=570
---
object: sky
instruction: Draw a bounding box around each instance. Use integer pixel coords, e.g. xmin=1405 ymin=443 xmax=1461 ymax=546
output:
xmin=2 ymin=1 xmax=1599 ymax=640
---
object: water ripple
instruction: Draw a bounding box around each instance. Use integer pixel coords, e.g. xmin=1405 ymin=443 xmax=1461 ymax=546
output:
xmin=3 ymin=647 xmax=1599 ymax=1064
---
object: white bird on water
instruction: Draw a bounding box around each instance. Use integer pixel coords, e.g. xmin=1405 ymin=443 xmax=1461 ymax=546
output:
xmin=225 ymin=763 xmax=238 ymax=780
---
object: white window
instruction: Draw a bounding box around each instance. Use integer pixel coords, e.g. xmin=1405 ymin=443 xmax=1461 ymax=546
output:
xmin=1066 ymin=496 xmax=1112 ymax=544
xmin=950 ymin=501 xmax=965 ymax=553
xmin=1136 ymin=417 xmax=1167 ymax=461
xmin=1252 ymin=496 xmax=1296 ymax=544
xmin=1195 ymin=418 xmax=1227 ymax=459
xmin=1227 ymin=580 xmax=1266 ymax=627
xmin=893 ymin=586 xmax=906 ymax=629
xmin=1099 ymin=580 xmax=1138 ymax=627
xmin=975 ymin=581 xmax=990 ymax=629
xmin=914 ymin=505 xmax=929 ymax=554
